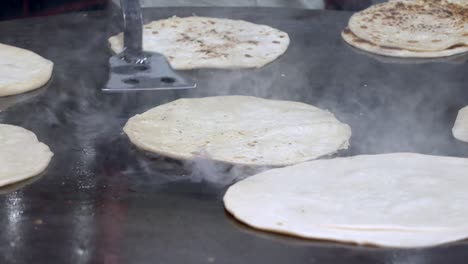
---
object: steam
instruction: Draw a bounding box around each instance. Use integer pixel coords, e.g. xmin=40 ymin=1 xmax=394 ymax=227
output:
xmin=1 ymin=6 xmax=467 ymax=194
xmin=184 ymin=158 xmax=272 ymax=186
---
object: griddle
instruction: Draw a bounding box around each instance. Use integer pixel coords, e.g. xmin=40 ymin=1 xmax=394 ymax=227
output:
xmin=0 ymin=7 xmax=468 ymax=264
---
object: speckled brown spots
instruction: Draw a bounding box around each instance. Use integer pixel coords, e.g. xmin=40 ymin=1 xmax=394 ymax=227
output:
xmin=360 ymin=25 xmax=368 ymax=29
xmin=407 ymin=40 xmax=419 ymax=43
xmin=395 ymin=2 xmax=404 ymax=8
xmin=432 ymin=39 xmax=442 ymax=42
xmin=247 ymin=141 xmax=257 ymax=147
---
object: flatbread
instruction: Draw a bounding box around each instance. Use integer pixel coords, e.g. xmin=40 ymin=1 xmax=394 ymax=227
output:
xmin=108 ymin=16 xmax=290 ymax=69
xmin=0 ymin=124 xmax=53 ymax=186
xmin=453 ymin=105 xmax=468 ymax=142
xmin=348 ymin=0 xmax=468 ymax=52
xmin=342 ymin=27 xmax=468 ymax=58
xmin=123 ymin=96 xmax=351 ymax=166
xmin=224 ymin=153 xmax=468 ymax=247
xmin=0 ymin=43 xmax=53 ymax=97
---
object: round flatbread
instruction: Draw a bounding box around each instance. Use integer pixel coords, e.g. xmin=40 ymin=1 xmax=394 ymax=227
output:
xmin=224 ymin=153 xmax=468 ymax=247
xmin=453 ymin=105 xmax=468 ymax=143
xmin=0 ymin=43 xmax=53 ymax=97
xmin=342 ymin=27 xmax=468 ymax=58
xmin=0 ymin=124 xmax=53 ymax=186
xmin=123 ymin=96 xmax=351 ymax=166
xmin=108 ymin=16 xmax=290 ymax=69
xmin=348 ymin=1 xmax=468 ymax=52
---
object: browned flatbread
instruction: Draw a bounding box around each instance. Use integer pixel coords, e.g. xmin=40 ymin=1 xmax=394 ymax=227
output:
xmin=348 ymin=0 xmax=468 ymax=52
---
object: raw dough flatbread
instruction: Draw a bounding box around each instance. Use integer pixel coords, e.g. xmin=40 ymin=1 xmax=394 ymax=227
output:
xmin=348 ymin=1 xmax=468 ymax=52
xmin=453 ymin=105 xmax=468 ymax=142
xmin=0 ymin=124 xmax=53 ymax=186
xmin=224 ymin=153 xmax=468 ymax=247
xmin=342 ymin=27 xmax=468 ymax=58
xmin=0 ymin=43 xmax=53 ymax=97
xmin=123 ymin=96 xmax=351 ymax=166
xmin=108 ymin=16 xmax=290 ymax=69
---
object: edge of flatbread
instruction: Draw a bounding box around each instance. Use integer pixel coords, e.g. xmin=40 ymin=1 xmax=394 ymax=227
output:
xmin=453 ymin=105 xmax=468 ymax=143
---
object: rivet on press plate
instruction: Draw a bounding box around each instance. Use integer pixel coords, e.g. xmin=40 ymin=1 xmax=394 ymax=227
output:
xmin=160 ymin=77 xmax=176 ymax=84
xmin=134 ymin=65 xmax=149 ymax=71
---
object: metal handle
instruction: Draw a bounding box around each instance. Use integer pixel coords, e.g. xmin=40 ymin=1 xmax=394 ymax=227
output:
xmin=120 ymin=0 xmax=146 ymax=63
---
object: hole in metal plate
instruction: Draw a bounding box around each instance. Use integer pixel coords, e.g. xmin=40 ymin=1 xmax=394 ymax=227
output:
xmin=160 ymin=77 xmax=176 ymax=84
xmin=123 ymin=78 xmax=139 ymax=85
xmin=135 ymin=65 xmax=149 ymax=71
xmin=112 ymin=65 xmax=149 ymax=74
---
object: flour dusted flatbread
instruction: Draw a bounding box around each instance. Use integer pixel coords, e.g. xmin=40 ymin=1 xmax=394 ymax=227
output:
xmin=453 ymin=105 xmax=468 ymax=142
xmin=0 ymin=124 xmax=53 ymax=186
xmin=342 ymin=27 xmax=468 ymax=58
xmin=348 ymin=1 xmax=468 ymax=52
xmin=124 ymin=96 xmax=351 ymax=166
xmin=0 ymin=43 xmax=53 ymax=97
xmin=108 ymin=16 xmax=290 ymax=69
xmin=224 ymin=153 xmax=468 ymax=247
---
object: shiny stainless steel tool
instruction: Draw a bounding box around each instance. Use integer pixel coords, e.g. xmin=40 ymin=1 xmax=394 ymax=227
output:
xmin=103 ymin=0 xmax=196 ymax=92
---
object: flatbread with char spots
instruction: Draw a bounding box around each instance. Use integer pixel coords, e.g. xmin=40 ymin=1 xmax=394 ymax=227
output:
xmin=123 ymin=96 xmax=351 ymax=166
xmin=108 ymin=16 xmax=290 ymax=69
xmin=348 ymin=0 xmax=468 ymax=52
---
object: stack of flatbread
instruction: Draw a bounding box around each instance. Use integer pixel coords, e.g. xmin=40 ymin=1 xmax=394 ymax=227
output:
xmin=342 ymin=0 xmax=468 ymax=58
xmin=224 ymin=153 xmax=468 ymax=248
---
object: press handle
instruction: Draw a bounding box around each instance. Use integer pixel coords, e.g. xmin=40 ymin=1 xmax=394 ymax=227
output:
xmin=120 ymin=0 xmax=146 ymax=63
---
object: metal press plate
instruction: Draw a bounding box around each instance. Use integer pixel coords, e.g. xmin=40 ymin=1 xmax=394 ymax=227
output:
xmin=0 ymin=7 xmax=467 ymax=264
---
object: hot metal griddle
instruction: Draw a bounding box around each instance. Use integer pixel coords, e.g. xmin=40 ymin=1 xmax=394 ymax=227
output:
xmin=0 ymin=7 xmax=468 ymax=264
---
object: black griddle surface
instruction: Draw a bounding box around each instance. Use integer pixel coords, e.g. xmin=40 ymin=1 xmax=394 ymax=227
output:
xmin=0 ymin=7 xmax=468 ymax=264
